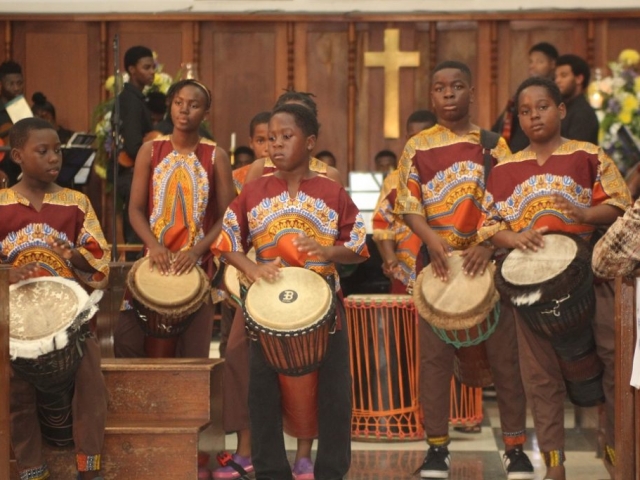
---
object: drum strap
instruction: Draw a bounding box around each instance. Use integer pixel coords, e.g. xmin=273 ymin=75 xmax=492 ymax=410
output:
xmin=216 ymin=452 xmax=251 ymax=480
xmin=480 ymin=129 xmax=500 ymax=186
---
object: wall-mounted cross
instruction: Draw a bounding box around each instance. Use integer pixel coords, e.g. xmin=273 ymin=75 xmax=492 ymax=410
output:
xmin=364 ymin=29 xmax=420 ymax=139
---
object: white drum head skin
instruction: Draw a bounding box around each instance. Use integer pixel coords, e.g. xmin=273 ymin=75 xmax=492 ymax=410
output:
xmin=133 ymin=257 xmax=201 ymax=307
xmin=502 ymin=234 xmax=578 ymax=286
xmin=9 ymin=277 xmax=90 ymax=359
xmin=421 ymin=253 xmax=494 ymax=317
xmin=245 ymin=267 xmax=332 ymax=331
xmin=224 ymin=249 xmax=256 ymax=300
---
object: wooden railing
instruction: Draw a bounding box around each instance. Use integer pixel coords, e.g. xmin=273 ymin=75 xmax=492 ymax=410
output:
xmin=615 ymin=276 xmax=640 ymax=480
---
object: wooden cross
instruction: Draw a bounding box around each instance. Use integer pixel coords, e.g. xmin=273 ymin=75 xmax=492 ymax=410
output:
xmin=364 ymin=29 xmax=420 ymax=139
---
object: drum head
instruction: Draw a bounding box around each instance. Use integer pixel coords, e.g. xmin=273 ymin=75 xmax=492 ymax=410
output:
xmin=245 ymin=267 xmax=332 ymax=331
xmin=10 ymin=277 xmax=82 ymax=341
xmin=421 ymin=253 xmax=494 ymax=318
xmin=132 ymin=257 xmax=202 ymax=307
xmin=501 ymin=234 xmax=578 ymax=286
xmin=224 ymin=249 xmax=256 ymax=300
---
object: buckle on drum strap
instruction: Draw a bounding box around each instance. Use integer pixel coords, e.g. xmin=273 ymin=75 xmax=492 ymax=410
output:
xmin=540 ymin=294 xmax=571 ymax=317
xmin=216 ymin=452 xmax=251 ymax=479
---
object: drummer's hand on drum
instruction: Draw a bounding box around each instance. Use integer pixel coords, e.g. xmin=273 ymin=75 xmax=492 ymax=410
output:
xmin=147 ymin=244 xmax=173 ymax=275
xmin=460 ymin=245 xmax=493 ymax=277
xmin=293 ymin=234 xmax=329 ymax=261
xmin=382 ymin=255 xmax=400 ymax=278
xmin=9 ymin=264 xmax=38 ymax=284
xmin=248 ymin=257 xmax=282 ymax=283
xmin=425 ymin=233 xmax=452 ymax=281
xmin=171 ymin=250 xmax=199 ymax=275
xmin=513 ymin=227 xmax=548 ymax=251
xmin=553 ymin=194 xmax=587 ymax=224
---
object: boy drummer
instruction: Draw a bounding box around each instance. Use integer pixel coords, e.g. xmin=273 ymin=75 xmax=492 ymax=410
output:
xmin=213 ymin=103 xmax=368 ymax=480
xmin=2 ymin=117 xmax=109 ymax=480
xmin=395 ymin=61 xmax=534 ymax=479
xmin=478 ymin=76 xmax=630 ymax=480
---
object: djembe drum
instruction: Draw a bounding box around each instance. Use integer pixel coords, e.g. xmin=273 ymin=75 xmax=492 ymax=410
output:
xmin=223 ymin=249 xmax=255 ymax=306
xmin=344 ymin=294 xmax=423 ymax=441
xmin=9 ymin=277 xmax=102 ymax=446
xmin=495 ymin=233 xmax=604 ymax=407
xmin=128 ymin=257 xmax=210 ymax=357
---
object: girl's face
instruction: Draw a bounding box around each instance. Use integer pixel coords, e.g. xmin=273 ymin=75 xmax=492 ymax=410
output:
xmin=517 ymin=85 xmax=566 ymax=144
xmin=267 ymin=112 xmax=315 ymax=172
xmin=170 ymin=85 xmax=209 ymax=132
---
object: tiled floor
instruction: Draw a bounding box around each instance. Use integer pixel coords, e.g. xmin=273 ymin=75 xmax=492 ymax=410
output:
xmin=210 ymin=341 xmax=610 ymax=480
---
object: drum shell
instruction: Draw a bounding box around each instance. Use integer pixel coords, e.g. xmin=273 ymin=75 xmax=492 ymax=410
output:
xmin=431 ymin=303 xmax=500 ymax=348
xmin=132 ymin=299 xmax=200 ymax=338
xmin=279 ymin=371 xmax=319 ymax=438
xmin=453 ymin=343 xmax=493 ymax=388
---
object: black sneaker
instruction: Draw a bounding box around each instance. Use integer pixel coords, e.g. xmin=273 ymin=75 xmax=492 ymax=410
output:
xmin=417 ymin=446 xmax=450 ymax=478
xmin=503 ymin=447 xmax=535 ymax=479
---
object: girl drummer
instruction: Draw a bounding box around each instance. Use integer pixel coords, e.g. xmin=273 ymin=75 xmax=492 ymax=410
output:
xmin=2 ymin=117 xmax=110 ymax=480
xmin=213 ymin=103 xmax=368 ymax=480
xmin=113 ymin=79 xmax=235 ymax=358
xmin=478 ymin=76 xmax=631 ymax=480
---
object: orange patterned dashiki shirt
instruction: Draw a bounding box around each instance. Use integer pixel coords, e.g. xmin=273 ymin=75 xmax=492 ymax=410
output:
xmin=395 ymin=124 xmax=511 ymax=250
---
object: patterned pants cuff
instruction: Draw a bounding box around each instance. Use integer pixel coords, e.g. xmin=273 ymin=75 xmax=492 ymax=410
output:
xmin=503 ymin=430 xmax=526 ymax=448
xmin=542 ymin=449 xmax=566 ymax=467
xmin=19 ymin=464 xmax=50 ymax=480
xmin=77 ymin=453 xmax=101 ymax=472
xmin=427 ymin=435 xmax=450 ymax=447
xmin=605 ymin=444 xmax=616 ymax=467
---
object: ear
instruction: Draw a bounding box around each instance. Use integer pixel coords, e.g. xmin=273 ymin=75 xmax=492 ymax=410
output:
xmin=558 ymin=102 xmax=567 ymax=120
xmin=307 ymin=135 xmax=317 ymax=151
xmin=469 ymin=85 xmax=475 ymax=104
xmin=10 ymin=147 xmax=22 ymax=165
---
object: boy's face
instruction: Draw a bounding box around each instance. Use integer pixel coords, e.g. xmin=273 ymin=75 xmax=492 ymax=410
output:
xmin=268 ymin=112 xmax=315 ymax=172
xmin=406 ymin=121 xmax=435 ymax=140
xmin=1 ymin=73 xmax=24 ymax=102
xmin=555 ymin=65 xmax=583 ymax=99
xmin=375 ymin=155 xmax=396 ymax=173
xmin=431 ymin=68 xmax=473 ymax=124
xmin=250 ymin=122 xmax=269 ymax=159
xmin=235 ymin=152 xmax=254 ymax=168
xmin=11 ymin=128 xmax=62 ymax=184
xmin=170 ymin=85 xmax=209 ymax=132
xmin=517 ymin=85 xmax=566 ymax=144
xmin=529 ymin=51 xmax=555 ymax=79
xmin=127 ymin=56 xmax=156 ymax=88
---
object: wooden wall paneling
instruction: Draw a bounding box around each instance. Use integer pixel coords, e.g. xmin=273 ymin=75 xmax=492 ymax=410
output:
xmin=274 ymin=23 xmax=289 ymax=100
xmin=397 ymin=24 xmax=419 ymax=148
xmin=495 ymin=20 xmax=513 ymax=122
xmin=304 ymin=22 xmax=349 ymax=183
xmin=202 ymin=22 xmax=278 ymax=154
xmin=347 ymin=22 xmax=356 ymax=174
xmin=1 ymin=20 xmax=9 ymax=61
xmin=602 ymin=19 xmax=640 ymax=73
xmin=180 ymin=21 xmax=195 ymax=70
xmin=412 ymin=22 xmax=434 ymax=115
xmin=293 ymin=22 xmax=308 ymax=93
xmin=436 ymin=21 xmax=479 ymax=124
xmin=354 ymin=23 xmax=372 ymax=172
xmin=362 ymin=23 xmax=386 ymax=171
xmin=476 ymin=21 xmax=494 ymax=129
xmin=592 ymin=19 xmax=610 ymax=74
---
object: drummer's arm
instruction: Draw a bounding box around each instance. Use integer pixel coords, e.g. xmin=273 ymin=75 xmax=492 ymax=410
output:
xmin=46 ymin=238 xmax=96 ymax=274
xmin=553 ymin=195 xmax=624 ymax=226
xmin=491 ymin=227 xmax=548 ymax=251
xmin=292 ymin=236 xmax=366 ymax=265
xmin=404 ymin=213 xmax=451 ymax=281
xmin=244 ymin=157 xmax=267 ymax=183
xmin=128 ymin=143 xmax=160 ymax=248
xmin=222 ymin=251 xmax=281 ymax=282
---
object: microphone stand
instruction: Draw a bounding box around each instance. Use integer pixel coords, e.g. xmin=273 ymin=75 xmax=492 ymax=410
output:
xmin=111 ymin=34 xmax=121 ymax=262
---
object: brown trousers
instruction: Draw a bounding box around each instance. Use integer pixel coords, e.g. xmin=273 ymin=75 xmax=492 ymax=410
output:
xmin=516 ymin=281 xmax=615 ymax=453
xmin=11 ymin=335 xmax=107 ymax=471
xmin=223 ymin=306 xmax=251 ymax=433
xmin=114 ymin=301 xmax=214 ymax=358
xmin=419 ymin=299 xmax=528 ymax=443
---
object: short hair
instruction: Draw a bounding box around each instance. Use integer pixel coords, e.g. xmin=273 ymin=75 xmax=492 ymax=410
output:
xmin=529 ymin=42 xmax=559 ymax=61
xmin=31 ymin=92 xmax=56 ymax=120
xmin=0 ymin=60 xmax=22 ymax=80
xmin=432 ymin=61 xmax=472 ymax=83
xmin=9 ymin=117 xmax=57 ymax=151
xmin=407 ymin=110 xmax=437 ymax=128
xmin=515 ymin=76 xmax=563 ymax=110
xmin=556 ymin=54 xmax=591 ymax=89
xmin=167 ymin=79 xmax=212 ymax=109
xmin=124 ymin=45 xmax=153 ymax=70
xmin=234 ymin=146 xmax=255 ymax=159
xmin=146 ymin=91 xmax=167 ymax=116
xmin=249 ymin=111 xmax=271 ymax=137
xmin=316 ymin=150 xmax=336 ymax=161
xmin=270 ymin=103 xmax=320 ymax=138
xmin=274 ymin=90 xmax=318 ymax=118
xmin=374 ymin=149 xmax=397 ymax=164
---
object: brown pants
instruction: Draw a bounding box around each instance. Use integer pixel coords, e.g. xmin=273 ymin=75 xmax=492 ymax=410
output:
xmin=516 ymin=281 xmax=615 ymax=454
xmin=11 ymin=335 xmax=107 ymax=472
xmin=114 ymin=301 xmax=214 ymax=358
xmin=419 ymin=299 xmax=528 ymax=445
xmin=223 ymin=307 xmax=251 ymax=433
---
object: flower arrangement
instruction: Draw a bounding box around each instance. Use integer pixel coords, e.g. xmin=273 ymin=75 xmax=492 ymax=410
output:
xmin=92 ymin=53 xmax=173 ymax=180
xmin=588 ymin=49 xmax=640 ymax=175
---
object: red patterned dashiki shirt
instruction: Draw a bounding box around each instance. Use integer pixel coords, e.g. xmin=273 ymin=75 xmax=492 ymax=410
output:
xmin=0 ymin=188 xmax=109 ymax=289
xmin=213 ymin=173 xmax=369 ymax=291
xmin=372 ymin=169 xmax=421 ymax=291
xmin=233 ymin=157 xmax=329 ymax=194
xmin=232 ymin=164 xmax=251 ymax=194
xmin=395 ymin=124 xmax=511 ymax=250
xmin=477 ymin=140 xmax=630 ymax=243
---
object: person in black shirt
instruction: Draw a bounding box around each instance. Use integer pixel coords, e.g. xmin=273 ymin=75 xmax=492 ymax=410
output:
xmin=0 ymin=60 xmax=25 ymax=185
xmin=554 ymin=54 xmax=600 ymax=145
xmin=31 ymin=92 xmax=75 ymax=145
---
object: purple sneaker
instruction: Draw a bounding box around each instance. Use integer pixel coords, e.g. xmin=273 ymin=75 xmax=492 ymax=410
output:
xmin=212 ymin=453 xmax=254 ymax=479
xmin=292 ymin=457 xmax=314 ymax=480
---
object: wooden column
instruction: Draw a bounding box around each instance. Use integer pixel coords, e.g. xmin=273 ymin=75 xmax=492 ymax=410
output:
xmin=0 ymin=265 xmax=11 ymax=480
xmin=347 ymin=22 xmax=356 ymax=174
xmin=614 ymin=276 xmax=637 ymax=480
xmin=3 ymin=21 xmax=10 ymax=60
